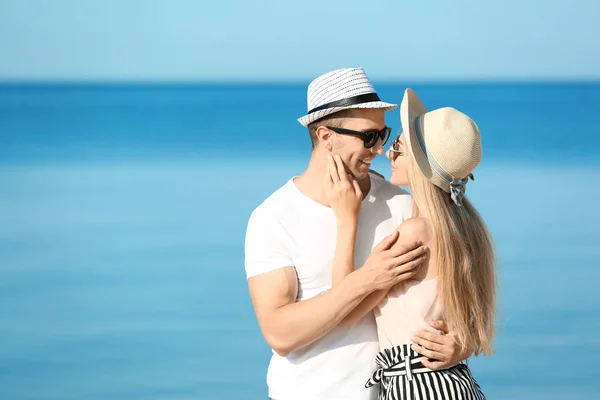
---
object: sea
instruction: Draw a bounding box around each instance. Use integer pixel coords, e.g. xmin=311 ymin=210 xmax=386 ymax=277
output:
xmin=0 ymin=82 xmax=599 ymax=399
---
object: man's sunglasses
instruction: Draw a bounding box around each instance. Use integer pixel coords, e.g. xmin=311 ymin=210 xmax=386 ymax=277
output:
xmin=326 ymin=126 xmax=392 ymax=149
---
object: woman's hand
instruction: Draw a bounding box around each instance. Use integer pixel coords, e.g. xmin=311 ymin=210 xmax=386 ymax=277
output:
xmin=325 ymin=155 xmax=362 ymax=223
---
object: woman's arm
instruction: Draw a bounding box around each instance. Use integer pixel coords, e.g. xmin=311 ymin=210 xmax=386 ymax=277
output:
xmin=332 ymin=219 xmax=359 ymax=285
xmin=325 ymin=156 xmax=425 ymax=325
xmin=331 ymin=217 xmax=395 ymax=326
xmin=325 ymin=155 xmax=363 ymax=286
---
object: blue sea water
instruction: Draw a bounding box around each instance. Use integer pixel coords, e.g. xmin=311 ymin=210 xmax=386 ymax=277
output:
xmin=0 ymin=83 xmax=599 ymax=399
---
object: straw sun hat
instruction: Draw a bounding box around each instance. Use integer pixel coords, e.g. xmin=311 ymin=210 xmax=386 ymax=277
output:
xmin=400 ymin=89 xmax=482 ymax=206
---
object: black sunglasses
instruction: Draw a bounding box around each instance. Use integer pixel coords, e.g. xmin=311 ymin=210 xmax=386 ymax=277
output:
xmin=326 ymin=126 xmax=392 ymax=148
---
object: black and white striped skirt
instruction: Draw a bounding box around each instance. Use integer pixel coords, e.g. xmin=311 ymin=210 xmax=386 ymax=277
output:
xmin=365 ymin=344 xmax=486 ymax=400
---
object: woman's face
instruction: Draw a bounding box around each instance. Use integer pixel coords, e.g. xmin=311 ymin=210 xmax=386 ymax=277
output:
xmin=386 ymin=133 xmax=410 ymax=187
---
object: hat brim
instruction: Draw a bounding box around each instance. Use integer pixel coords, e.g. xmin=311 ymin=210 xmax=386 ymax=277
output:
xmin=298 ymin=101 xmax=397 ymax=127
xmin=400 ymin=89 xmax=451 ymax=193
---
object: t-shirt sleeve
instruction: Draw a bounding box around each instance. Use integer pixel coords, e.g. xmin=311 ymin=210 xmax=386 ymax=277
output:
xmin=392 ymin=191 xmax=414 ymax=227
xmin=244 ymin=206 xmax=294 ymax=279
xmin=402 ymin=195 xmax=413 ymax=220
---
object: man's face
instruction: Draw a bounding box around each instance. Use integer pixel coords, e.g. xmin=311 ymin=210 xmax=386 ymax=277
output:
xmin=329 ymin=108 xmax=387 ymax=179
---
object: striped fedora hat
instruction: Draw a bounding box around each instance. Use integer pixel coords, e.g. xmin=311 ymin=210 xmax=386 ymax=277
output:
xmin=297 ymin=67 xmax=397 ymax=127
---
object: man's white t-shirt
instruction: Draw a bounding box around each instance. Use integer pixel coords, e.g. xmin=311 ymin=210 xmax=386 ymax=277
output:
xmin=244 ymin=172 xmax=412 ymax=400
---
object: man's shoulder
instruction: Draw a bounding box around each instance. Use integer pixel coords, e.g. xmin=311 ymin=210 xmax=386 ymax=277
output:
xmin=369 ymin=171 xmax=411 ymax=198
xmin=248 ymin=179 xmax=295 ymax=222
xmin=368 ymin=172 xmax=412 ymax=220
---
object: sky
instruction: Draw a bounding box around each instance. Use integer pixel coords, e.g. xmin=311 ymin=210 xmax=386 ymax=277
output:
xmin=0 ymin=0 xmax=599 ymax=82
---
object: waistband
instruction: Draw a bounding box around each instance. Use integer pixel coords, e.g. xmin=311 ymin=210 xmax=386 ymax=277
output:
xmin=365 ymin=344 xmax=454 ymax=387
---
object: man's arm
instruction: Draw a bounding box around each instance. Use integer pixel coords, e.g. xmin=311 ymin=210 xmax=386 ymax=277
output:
xmin=248 ymin=266 xmax=372 ymax=357
xmin=339 ymin=290 xmax=390 ymax=326
xmin=246 ymin=206 xmax=375 ymax=357
xmin=247 ymin=231 xmax=425 ymax=357
xmin=245 ymin=205 xmax=423 ymax=357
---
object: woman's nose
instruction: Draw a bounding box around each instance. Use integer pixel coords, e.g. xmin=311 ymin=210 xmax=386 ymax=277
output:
xmin=385 ymin=149 xmax=393 ymax=161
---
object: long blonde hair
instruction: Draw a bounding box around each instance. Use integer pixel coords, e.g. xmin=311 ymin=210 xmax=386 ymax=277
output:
xmin=407 ymin=159 xmax=497 ymax=356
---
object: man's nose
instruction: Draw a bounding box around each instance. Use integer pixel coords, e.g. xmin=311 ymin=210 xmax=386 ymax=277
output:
xmin=371 ymin=140 xmax=385 ymax=155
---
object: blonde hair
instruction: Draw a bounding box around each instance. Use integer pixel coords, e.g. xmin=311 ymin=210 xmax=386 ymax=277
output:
xmin=407 ymin=158 xmax=497 ymax=356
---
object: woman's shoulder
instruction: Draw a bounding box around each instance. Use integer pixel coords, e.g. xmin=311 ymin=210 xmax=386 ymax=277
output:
xmin=396 ymin=217 xmax=432 ymax=243
xmin=396 ymin=218 xmax=436 ymax=280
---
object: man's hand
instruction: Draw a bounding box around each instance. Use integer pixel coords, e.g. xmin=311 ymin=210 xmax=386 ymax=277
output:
xmin=336 ymin=230 xmax=428 ymax=326
xmin=410 ymin=320 xmax=474 ymax=370
xmin=357 ymin=232 xmax=427 ymax=292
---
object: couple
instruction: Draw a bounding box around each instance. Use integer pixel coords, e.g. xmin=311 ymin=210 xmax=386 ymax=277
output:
xmin=244 ymin=68 xmax=496 ymax=400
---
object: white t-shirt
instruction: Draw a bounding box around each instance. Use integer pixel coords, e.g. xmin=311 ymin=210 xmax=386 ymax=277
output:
xmin=244 ymin=172 xmax=412 ymax=400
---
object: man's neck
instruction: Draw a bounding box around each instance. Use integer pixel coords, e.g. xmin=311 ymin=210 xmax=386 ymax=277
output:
xmin=294 ymin=151 xmax=371 ymax=207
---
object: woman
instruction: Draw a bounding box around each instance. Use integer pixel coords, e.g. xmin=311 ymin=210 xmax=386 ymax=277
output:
xmin=325 ymin=89 xmax=496 ymax=400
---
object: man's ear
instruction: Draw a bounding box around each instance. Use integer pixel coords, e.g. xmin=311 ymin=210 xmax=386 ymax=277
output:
xmin=316 ymin=126 xmax=333 ymax=151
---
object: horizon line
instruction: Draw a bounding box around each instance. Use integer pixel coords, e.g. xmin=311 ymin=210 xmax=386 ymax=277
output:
xmin=1 ymin=77 xmax=600 ymax=86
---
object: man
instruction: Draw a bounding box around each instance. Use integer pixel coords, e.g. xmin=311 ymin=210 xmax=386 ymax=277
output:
xmin=245 ymin=68 xmax=470 ymax=400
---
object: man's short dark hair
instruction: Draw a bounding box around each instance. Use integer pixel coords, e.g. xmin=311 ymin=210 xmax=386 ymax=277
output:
xmin=307 ymin=109 xmax=357 ymax=150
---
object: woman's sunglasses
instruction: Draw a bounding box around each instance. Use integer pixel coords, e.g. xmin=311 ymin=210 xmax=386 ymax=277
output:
xmin=326 ymin=126 xmax=392 ymax=149
xmin=387 ymin=134 xmax=403 ymax=161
